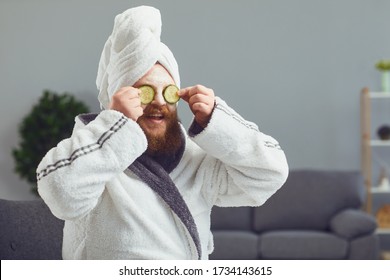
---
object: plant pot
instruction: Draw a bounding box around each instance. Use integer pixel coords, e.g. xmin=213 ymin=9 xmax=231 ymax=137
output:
xmin=382 ymin=71 xmax=390 ymax=92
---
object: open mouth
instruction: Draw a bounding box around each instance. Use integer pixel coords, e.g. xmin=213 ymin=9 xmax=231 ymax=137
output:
xmin=143 ymin=112 xmax=165 ymax=123
xmin=146 ymin=113 xmax=164 ymax=120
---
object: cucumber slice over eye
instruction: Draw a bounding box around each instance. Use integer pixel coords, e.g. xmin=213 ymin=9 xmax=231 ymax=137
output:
xmin=139 ymin=85 xmax=155 ymax=104
xmin=163 ymin=85 xmax=180 ymax=104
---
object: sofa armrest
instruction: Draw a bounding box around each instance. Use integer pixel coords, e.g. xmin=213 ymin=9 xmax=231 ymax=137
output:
xmin=329 ymin=209 xmax=377 ymax=239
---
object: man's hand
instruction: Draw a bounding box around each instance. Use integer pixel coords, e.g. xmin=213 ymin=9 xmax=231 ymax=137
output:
xmin=109 ymin=87 xmax=143 ymax=121
xmin=178 ymin=85 xmax=215 ymax=128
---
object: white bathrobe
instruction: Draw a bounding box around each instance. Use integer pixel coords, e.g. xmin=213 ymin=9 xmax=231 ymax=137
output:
xmin=37 ymin=97 xmax=288 ymax=259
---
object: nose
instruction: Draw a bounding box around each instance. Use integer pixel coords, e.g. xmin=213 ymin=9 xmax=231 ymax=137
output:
xmin=151 ymin=89 xmax=166 ymax=106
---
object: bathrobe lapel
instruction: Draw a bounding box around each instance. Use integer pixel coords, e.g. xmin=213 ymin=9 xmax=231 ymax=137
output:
xmin=128 ymin=153 xmax=202 ymax=260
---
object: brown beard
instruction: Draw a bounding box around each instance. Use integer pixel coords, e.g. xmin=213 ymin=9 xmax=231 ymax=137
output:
xmin=137 ymin=104 xmax=183 ymax=157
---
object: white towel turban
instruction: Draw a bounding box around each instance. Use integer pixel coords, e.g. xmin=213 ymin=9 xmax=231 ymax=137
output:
xmin=96 ymin=6 xmax=181 ymax=109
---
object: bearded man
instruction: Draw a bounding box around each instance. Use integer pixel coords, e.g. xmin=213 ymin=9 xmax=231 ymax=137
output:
xmin=37 ymin=6 xmax=288 ymax=260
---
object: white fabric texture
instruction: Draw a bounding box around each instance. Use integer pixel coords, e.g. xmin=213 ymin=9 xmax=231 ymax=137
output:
xmin=96 ymin=6 xmax=180 ymax=109
xmin=37 ymin=97 xmax=289 ymax=260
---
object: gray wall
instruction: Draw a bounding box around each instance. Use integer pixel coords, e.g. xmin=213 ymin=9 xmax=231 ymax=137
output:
xmin=1 ymin=0 xmax=390 ymax=200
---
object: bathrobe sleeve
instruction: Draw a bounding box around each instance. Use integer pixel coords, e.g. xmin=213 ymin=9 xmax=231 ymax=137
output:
xmin=36 ymin=110 xmax=147 ymax=220
xmin=189 ymin=97 xmax=289 ymax=207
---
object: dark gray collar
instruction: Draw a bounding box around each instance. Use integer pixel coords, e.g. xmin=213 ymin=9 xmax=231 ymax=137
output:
xmin=129 ymin=153 xmax=201 ymax=259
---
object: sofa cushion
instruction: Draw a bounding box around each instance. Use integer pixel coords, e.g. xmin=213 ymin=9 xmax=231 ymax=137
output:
xmin=259 ymin=230 xmax=348 ymax=259
xmin=0 ymin=199 xmax=64 ymax=260
xmin=348 ymin=235 xmax=380 ymax=260
xmin=209 ymin=231 xmax=258 ymax=259
xmin=253 ymin=170 xmax=365 ymax=232
xmin=329 ymin=209 xmax=377 ymax=239
xmin=211 ymin=206 xmax=253 ymax=230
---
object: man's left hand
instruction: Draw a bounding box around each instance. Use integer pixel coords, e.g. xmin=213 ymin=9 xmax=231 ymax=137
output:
xmin=178 ymin=85 xmax=215 ymax=128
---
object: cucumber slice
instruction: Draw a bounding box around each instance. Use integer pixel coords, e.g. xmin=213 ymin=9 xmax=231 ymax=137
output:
xmin=163 ymin=85 xmax=180 ymax=104
xmin=139 ymin=85 xmax=155 ymax=104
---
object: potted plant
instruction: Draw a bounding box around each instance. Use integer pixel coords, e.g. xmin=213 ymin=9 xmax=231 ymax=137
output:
xmin=12 ymin=90 xmax=89 ymax=195
xmin=375 ymin=59 xmax=390 ymax=92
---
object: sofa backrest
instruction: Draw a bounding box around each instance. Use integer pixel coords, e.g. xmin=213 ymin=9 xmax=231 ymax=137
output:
xmin=0 ymin=198 xmax=64 ymax=260
xmin=211 ymin=206 xmax=253 ymax=231
xmin=253 ymin=170 xmax=365 ymax=232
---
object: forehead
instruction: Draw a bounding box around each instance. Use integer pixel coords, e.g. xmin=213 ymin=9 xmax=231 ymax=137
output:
xmin=134 ymin=64 xmax=175 ymax=87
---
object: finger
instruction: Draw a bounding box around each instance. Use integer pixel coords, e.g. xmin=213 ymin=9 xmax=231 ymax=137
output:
xmin=188 ymin=94 xmax=212 ymax=108
xmin=116 ymin=87 xmax=140 ymax=97
xmin=121 ymin=91 xmax=142 ymax=102
xmin=115 ymin=86 xmax=135 ymax=95
xmin=134 ymin=106 xmax=144 ymax=117
xmin=128 ymin=93 xmax=141 ymax=101
xmin=177 ymin=88 xmax=191 ymax=103
xmin=127 ymin=88 xmax=141 ymax=98
xmin=191 ymin=102 xmax=211 ymax=115
xmin=114 ymin=94 xmax=140 ymax=108
xmin=125 ymin=106 xmax=144 ymax=121
xmin=179 ymin=85 xmax=211 ymax=104
xmin=114 ymin=92 xmax=141 ymax=109
xmin=188 ymin=85 xmax=213 ymax=98
xmin=128 ymin=100 xmax=142 ymax=109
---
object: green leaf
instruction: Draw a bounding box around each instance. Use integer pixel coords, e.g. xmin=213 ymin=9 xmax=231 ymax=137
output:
xmin=376 ymin=60 xmax=390 ymax=71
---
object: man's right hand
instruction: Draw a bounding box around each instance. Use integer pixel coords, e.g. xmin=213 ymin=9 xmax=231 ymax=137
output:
xmin=109 ymin=87 xmax=144 ymax=121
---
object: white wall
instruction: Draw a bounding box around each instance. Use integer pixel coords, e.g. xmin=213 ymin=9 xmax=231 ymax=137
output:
xmin=1 ymin=0 xmax=390 ymax=200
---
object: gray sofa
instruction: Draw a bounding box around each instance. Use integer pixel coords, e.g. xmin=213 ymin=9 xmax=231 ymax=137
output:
xmin=0 ymin=170 xmax=379 ymax=259
xmin=210 ymin=170 xmax=380 ymax=259
xmin=0 ymin=199 xmax=63 ymax=259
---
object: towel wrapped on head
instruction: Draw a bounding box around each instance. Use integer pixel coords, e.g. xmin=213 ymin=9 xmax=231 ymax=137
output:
xmin=96 ymin=6 xmax=181 ymax=109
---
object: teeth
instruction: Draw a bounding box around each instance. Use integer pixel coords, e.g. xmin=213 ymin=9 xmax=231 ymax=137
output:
xmin=148 ymin=114 xmax=163 ymax=118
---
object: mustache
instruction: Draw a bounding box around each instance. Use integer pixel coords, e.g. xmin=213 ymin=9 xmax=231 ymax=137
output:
xmin=142 ymin=104 xmax=170 ymax=117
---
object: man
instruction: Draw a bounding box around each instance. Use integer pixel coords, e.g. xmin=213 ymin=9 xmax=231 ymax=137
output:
xmin=37 ymin=6 xmax=288 ymax=260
